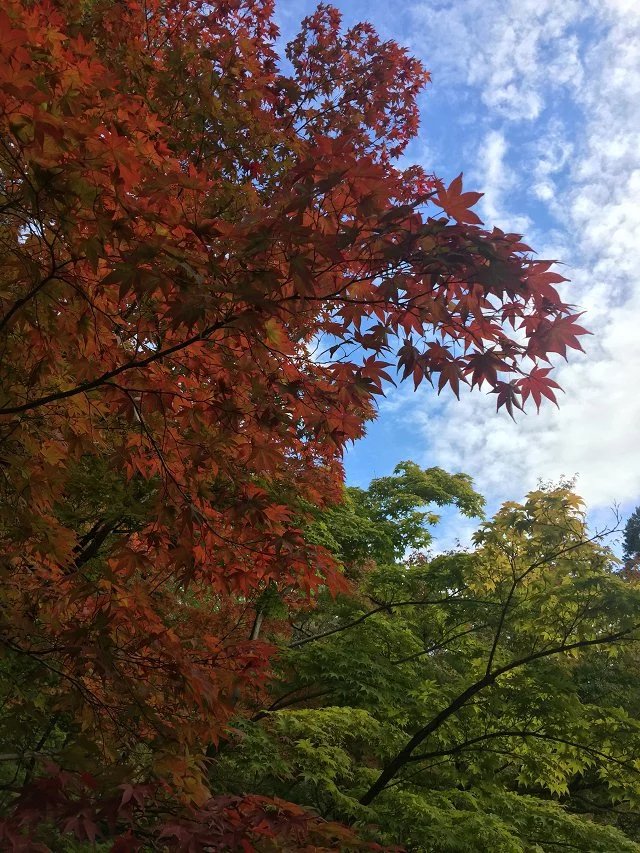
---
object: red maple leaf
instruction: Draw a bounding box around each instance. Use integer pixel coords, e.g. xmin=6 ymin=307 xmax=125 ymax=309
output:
xmin=526 ymin=313 xmax=591 ymax=360
xmin=518 ymin=366 xmax=563 ymax=411
xmin=492 ymin=380 xmax=524 ymax=420
xmin=435 ymin=173 xmax=484 ymax=225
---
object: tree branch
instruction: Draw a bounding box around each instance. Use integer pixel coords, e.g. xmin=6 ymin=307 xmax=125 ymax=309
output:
xmin=288 ymin=596 xmax=480 ymax=649
xmin=359 ymin=624 xmax=640 ymax=806
xmin=0 ymin=312 xmax=236 ymax=416
xmin=409 ymin=729 xmax=640 ymax=774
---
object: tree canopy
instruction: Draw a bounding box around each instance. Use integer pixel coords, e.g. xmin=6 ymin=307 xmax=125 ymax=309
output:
xmin=217 ymin=475 xmax=640 ymax=852
xmin=0 ymin=0 xmax=596 ymax=849
xmin=624 ymin=506 xmax=640 ymax=563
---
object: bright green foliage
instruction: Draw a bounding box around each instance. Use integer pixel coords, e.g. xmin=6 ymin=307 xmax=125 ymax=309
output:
xmin=213 ymin=475 xmax=640 ymax=852
xmin=309 ymin=461 xmax=484 ymax=566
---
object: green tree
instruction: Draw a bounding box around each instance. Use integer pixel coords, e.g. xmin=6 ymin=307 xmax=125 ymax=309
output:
xmin=309 ymin=461 xmax=484 ymax=568
xmin=624 ymin=506 xmax=640 ymax=561
xmin=213 ymin=473 xmax=640 ymax=852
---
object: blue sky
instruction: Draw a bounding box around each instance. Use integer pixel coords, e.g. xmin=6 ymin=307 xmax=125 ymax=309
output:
xmin=275 ymin=0 xmax=640 ymax=551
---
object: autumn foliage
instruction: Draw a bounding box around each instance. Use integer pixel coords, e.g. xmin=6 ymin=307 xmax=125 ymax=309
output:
xmin=0 ymin=0 xmax=589 ymax=847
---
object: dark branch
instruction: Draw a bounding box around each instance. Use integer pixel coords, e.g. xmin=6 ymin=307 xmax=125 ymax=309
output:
xmin=359 ymin=624 xmax=640 ymax=806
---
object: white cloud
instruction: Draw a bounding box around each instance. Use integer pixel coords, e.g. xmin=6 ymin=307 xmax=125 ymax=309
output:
xmin=399 ymin=0 xmax=640 ymax=516
xmin=530 ymin=120 xmax=574 ymax=212
xmin=475 ymin=130 xmax=532 ymax=233
xmin=410 ymin=0 xmax=588 ymax=121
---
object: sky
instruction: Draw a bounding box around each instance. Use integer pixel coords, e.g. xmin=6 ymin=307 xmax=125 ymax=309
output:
xmin=274 ymin=0 xmax=640 ymax=551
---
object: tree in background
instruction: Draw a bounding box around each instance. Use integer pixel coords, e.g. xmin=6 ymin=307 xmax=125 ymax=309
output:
xmin=217 ymin=471 xmax=640 ymax=852
xmin=309 ymin=461 xmax=484 ymax=569
xmin=0 ymin=0 xmax=588 ymax=847
xmin=624 ymin=507 xmax=640 ymax=563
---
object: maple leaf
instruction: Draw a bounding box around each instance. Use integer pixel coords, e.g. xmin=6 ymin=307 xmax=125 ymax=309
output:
xmin=492 ymin=380 xmax=525 ymax=420
xmin=519 ymin=366 xmax=563 ymax=411
xmin=397 ymin=339 xmax=419 ymax=381
xmin=465 ymin=350 xmax=511 ymax=389
xmin=434 ymin=173 xmax=484 ymax=225
xmin=526 ymin=313 xmax=591 ymax=360
xmin=436 ymin=361 xmax=463 ymax=399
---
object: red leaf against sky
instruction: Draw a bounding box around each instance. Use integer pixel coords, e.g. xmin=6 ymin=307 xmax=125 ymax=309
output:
xmin=518 ymin=366 xmax=563 ymax=411
xmin=526 ymin=313 xmax=591 ymax=360
xmin=434 ymin=173 xmax=484 ymax=224
xmin=492 ymin=380 xmax=525 ymax=420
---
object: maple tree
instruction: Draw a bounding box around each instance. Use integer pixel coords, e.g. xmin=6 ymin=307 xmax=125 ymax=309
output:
xmin=0 ymin=0 xmax=590 ymax=847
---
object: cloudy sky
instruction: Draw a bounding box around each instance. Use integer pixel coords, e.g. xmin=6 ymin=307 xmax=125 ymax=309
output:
xmin=275 ymin=0 xmax=640 ymax=549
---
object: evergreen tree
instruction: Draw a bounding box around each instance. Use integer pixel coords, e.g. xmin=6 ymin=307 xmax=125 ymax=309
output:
xmin=624 ymin=506 xmax=640 ymax=561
